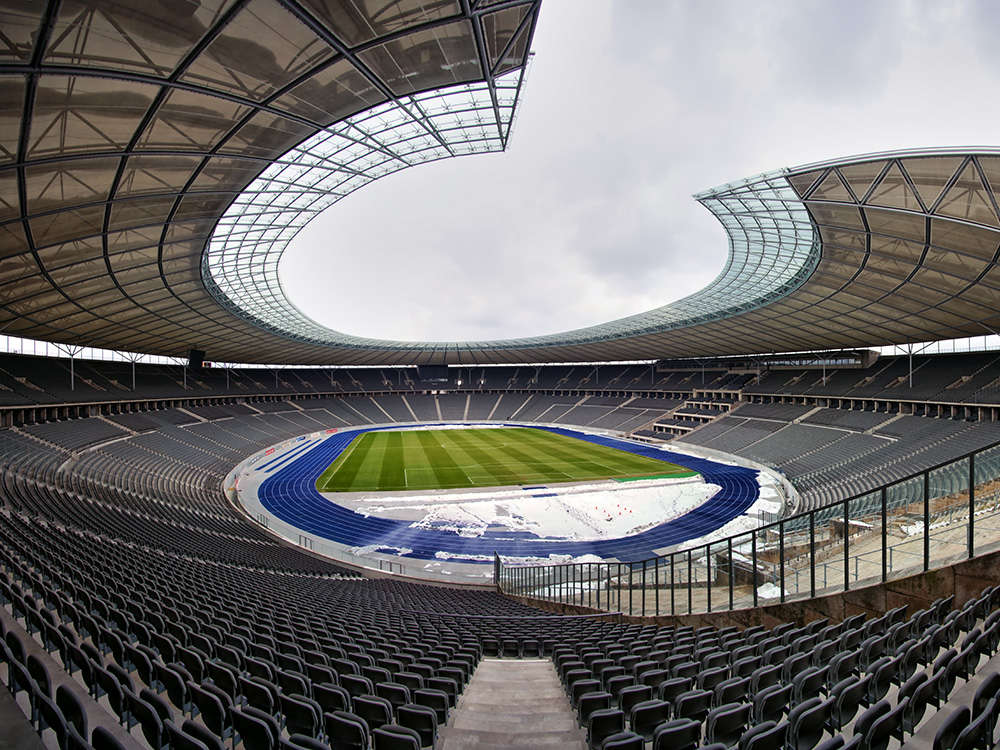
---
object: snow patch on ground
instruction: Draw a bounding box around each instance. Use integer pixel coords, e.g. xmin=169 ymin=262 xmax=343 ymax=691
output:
xmin=757 ymin=582 xmax=787 ymax=599
xmin=355 ymin=478 xmax=719 ymax=542
xmin=433 ymin=550 xmax=608 ymax=567
xmin=348 ymin=544 xmax=413 ymax=556
xmin=420 ymin=562 xmax=494 ymax=580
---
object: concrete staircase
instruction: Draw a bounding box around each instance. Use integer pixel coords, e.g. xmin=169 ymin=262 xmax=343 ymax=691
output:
xmin=438 ymin=658 xmax=588 ymax=750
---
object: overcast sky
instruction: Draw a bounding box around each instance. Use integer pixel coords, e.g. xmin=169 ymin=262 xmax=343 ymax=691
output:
xmin=280 ymin=0 xmax=1000 ymax=344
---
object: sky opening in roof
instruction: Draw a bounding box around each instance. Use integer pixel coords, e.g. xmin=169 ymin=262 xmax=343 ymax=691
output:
xmin=280 ymin=0 xmax=1000 ymax=343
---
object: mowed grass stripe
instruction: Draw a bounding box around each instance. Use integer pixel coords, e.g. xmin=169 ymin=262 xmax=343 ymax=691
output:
xmin=377 ymin=431 xmax=406 ymax=490
xmin=448 ymin=429 xmax=565 ymax=485
xmin=446 ymin=430 xmax=523 ymax=485
xmin=414 ymin=429 xmax=476 ymax=489
xmin=515 ymin=428 xmax=677 ymax=478
xmin=348 ymin=433 xmax=389 ymax=491
xmin=316 ymin=428 xmax=696 ymax=493
xmin=513 ymin=429 xmax=697 ymax=481
xmin=473 ymin=427 xmax=643 ymax=479
xmin=464 ymin=428 xmax=577 ymax=481
xmin=316 ymin=434 xmax=367 ymax=490
xmin=509 ymin=428 xmax=637 ymax=478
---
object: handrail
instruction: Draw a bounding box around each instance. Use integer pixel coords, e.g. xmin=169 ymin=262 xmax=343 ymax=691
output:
xmin=497 ymin=433 xmax=1000 ymax=618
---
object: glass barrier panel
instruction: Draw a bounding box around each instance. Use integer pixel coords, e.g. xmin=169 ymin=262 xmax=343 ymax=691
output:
xmin=806 ymin=499 xmax=845 ymax=599
xmin=706 ymin=539 xmax=726 ymax=614
xmin=883 ymin=474 xmax=925 ymax=582
xmin=836 ymin=490 xmax=878 ymax=590
xmin=974 ymin=444 xmax=1000 ymax=558
xmin=667 ymin=551 xmax=685 ymax=616
xmin=728 ymin=530 xmax=759 ymax=611
xmin=927 ymin=457 xmax=971 ymax=570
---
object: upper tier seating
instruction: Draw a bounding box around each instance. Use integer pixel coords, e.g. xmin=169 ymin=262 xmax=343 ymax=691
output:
xmin=2 ymin=350 xmax=997 ymax=410
xmin=744 ymin=352 xmax=1000 ymax=404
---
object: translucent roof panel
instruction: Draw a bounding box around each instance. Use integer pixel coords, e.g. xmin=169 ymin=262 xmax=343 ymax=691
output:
xmin=205 ymin=145 xmax=1000 ymax=364
xmin=203 ymin=68 xmax=533 ymax=349
xmin=204 ymin=156 xmax=822 ymax=354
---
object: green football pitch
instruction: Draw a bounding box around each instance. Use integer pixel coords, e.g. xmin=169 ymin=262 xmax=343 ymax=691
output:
xmin=315 ymin=427 xmax=698 ymax=493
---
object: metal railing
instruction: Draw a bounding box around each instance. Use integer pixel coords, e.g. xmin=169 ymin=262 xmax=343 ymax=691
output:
xmin=497 ymin=438 xmax=1000 ymax=616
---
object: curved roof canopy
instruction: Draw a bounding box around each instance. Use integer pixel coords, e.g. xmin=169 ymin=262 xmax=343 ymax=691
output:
xmin=3 ymin=1 xmax=1000 ymax=365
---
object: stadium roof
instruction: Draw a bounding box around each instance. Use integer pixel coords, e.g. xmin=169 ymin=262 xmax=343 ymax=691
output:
xmin=3 ymin=2 xmax=1000 ymax=366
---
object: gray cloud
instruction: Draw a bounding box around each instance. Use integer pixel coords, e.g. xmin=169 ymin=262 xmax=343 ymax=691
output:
xmin=282 ymin=0 xmax=1000 ymax=344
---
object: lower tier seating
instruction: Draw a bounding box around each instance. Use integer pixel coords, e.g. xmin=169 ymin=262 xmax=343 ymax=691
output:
xmin=1 ymin=502 xmax=1000 ymax=750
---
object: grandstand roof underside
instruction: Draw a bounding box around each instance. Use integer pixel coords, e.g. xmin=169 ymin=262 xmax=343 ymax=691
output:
xmin=3 ymin=1 xmax=1000 ymax=366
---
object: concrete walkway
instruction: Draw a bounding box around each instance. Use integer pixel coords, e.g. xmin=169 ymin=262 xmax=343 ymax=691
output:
xmin=0 ymin=687 xmax=45 ymax=750
xmin=438 ymin=658 xmax=588 ymax=750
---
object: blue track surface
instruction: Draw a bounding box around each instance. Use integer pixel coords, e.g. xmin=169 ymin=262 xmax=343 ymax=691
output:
xmin=257 ymin=425 xmax=760 ymax=563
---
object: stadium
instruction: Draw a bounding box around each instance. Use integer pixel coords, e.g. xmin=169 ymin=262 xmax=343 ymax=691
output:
xmin=3 ymin=1 xmax=1000 ymax=749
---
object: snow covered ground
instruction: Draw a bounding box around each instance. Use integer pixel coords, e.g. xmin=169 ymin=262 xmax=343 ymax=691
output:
xmin=341 ymin=476 xmax=718 ymax=542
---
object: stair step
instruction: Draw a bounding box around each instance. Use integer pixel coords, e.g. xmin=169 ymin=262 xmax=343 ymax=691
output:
xmin=438 ymin=658 xmax=588 ymax=750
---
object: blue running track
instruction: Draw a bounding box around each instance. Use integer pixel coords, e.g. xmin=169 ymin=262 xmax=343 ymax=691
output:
xmin=257 ymin=425 xmax=760 ymax=563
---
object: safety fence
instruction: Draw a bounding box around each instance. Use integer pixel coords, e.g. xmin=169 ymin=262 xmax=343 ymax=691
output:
xmin=496 ymin=439 xmax=1000 ymax=617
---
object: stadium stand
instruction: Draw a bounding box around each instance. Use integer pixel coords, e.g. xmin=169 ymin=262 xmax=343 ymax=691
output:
xmin=2 ymin=491 xmax=1000 ymax=749
xmin=679 ymin=404 xmax=1000 ymax=509
xmin=3 ymin=352 xmax=1000 ymax=748
xmin=743 ymin=353 xmax=1000 ymax=405
xmin=7 ymin=350 xmax=1000 ymax=518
